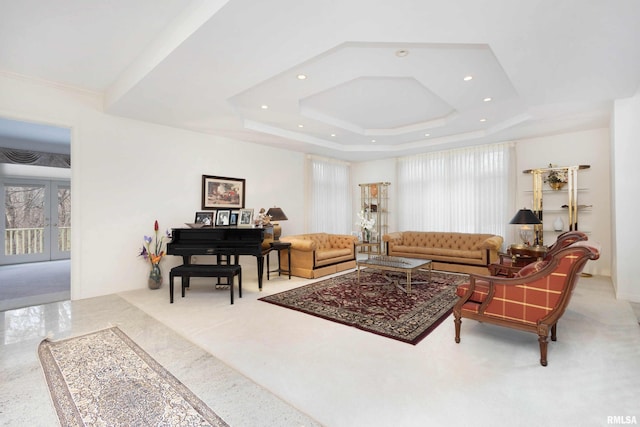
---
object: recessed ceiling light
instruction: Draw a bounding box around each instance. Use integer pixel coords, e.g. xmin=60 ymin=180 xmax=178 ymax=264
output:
xmin=298 ymin=124 xmax=304 ymax=128
xmin=424 ymin=133 xmax=430 ymax=137
xmin=371 ymin=139 xmax=376 ymax=143
xmin=261 ymin=105 xmax=269 ymax=109
xmin=484 ymin=97 xmax=492 ymax=102
xmin=480 ymin=118 xmax=487 ymax=122
xmin=330 ymin=133 xmax=336 ymax=137
xmin=395 ymin=49 xmax=409 ymax=57
xmin=297 ymin=74 xmax=307 ymax=80
xmin=463 ymin=75 xmax=473 ymax=81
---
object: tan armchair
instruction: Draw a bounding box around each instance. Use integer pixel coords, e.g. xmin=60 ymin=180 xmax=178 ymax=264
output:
xmin=454 ymin=241 xmax=600 ymax=366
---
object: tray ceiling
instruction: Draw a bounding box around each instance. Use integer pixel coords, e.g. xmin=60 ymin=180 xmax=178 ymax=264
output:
xmin=1 ymin=0 xmax=639 ymax=161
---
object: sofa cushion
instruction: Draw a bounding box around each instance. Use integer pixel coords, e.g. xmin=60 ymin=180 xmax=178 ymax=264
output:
xmin=310 ymin=233 xmax=331 ymax=249
xmin=330 ymin=234 xmax=358 ymax=249
xmin=316 ymin=248 xmax=352 ymax=262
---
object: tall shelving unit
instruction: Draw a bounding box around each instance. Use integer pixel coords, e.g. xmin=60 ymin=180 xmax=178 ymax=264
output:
xmin=523 ymin=165 xmax=590 ymax=245
xmin=358 ymin=182 xmax=390 ymax=253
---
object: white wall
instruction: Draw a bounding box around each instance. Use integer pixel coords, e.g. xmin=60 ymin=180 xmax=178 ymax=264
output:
xmin=612 ymin=92 xmax=640 ymax=302
xmin=352 ymin=128 xmax=612 ymax=277
xmin=0 ymin=73 xmax=306 ymax=299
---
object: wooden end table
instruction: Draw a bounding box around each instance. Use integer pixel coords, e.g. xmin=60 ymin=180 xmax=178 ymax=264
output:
xmin=490 ymin=244 xmax=548 ymax=277
xmin=267 ymin=241 xmax=291 ymax=279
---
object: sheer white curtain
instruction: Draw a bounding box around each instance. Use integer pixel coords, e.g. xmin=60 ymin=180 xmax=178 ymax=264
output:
xmin=306 ymin=156 xmax=352 ymax=233
xmin=397 ymin=142 xmax=515 ymax=240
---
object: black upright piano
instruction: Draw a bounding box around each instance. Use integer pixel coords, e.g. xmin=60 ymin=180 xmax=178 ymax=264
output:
xmin=166 ymin=227 xmax=269 ymax=290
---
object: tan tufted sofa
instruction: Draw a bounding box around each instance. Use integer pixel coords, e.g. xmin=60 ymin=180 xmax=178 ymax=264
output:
xmin=279 ymin=233 xmax=359 ymax=278
xmin=383 ymin=231 xmax=504 ymax=275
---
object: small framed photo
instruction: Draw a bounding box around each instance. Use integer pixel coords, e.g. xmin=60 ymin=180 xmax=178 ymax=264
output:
xmin=229 ymin=211 xmax=239 ymax=226
xmin=216 ymin=209 xmax=231 ymax=226
xmin=202 ymin=175 xmax=245 ymax=210
xmin=194 ymin=211 xmax=214 ymax=226
xmin=238 ymin=208 xmax=254 ymax=227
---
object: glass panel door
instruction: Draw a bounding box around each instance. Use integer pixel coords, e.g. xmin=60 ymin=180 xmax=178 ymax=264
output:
xmin=51 ymin=181 xmax=71 ymax=260
xmin=1 ymin=179 xmax=49 ymax=264
xmin=1 ymin=178 xmax=70 ymax=265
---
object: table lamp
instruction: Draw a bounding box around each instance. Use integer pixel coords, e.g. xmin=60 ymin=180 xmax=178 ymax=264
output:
xmin=266 ymin=207 xmax=288 ymax=241
xmin=509 ymin=208 xmax=542 ymax=246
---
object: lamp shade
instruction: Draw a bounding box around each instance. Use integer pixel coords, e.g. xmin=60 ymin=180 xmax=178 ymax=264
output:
xmin=266 ymin=207 xmax=288 ymax=221
xmin=509 ymin=208 xmax=542 ymax=225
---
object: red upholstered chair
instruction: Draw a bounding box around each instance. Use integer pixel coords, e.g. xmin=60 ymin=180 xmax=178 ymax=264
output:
xmin=489 ymin=230 xmax=589 ymax=277
xmin=454 ymin=241 xmax=600 ymax=366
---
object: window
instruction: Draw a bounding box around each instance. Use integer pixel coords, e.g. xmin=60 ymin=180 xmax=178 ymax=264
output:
xmin=397 ymin=143 xmax=515 ymax=239
xmin=307 ymin=156 xmax=352 ymax=233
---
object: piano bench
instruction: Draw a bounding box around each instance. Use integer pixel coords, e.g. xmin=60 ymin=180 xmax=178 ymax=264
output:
xmin=169 ymin=264 xmax=242 ymax=304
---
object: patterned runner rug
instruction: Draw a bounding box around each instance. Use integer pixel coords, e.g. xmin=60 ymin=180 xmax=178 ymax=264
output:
xmin=259 ymin=269 xmax=467 ymax=344
xmin=38 ymin=327 xmax=228 ymax=427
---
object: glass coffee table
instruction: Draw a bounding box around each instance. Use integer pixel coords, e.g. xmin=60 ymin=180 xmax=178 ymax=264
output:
xmin=356 ymin=255 xmax=432 ymax=294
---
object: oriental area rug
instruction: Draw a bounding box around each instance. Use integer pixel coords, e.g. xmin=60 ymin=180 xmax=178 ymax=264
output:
xmin=259 ymin=269 xmax=468 ymax=345
xmin=38 ymin=327 xmax=228 ymax=427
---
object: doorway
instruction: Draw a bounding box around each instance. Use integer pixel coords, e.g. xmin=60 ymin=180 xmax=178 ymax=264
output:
xmin=0 ymin=116 xmax=72 ymax=311
xmin=1 ymin=178 xmax=71 ymax=265
xmin=0 ymin=178 xmax=71 ymax=311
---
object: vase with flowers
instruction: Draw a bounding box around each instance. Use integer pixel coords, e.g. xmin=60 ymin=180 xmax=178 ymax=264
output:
xmin=138 ymin=220 xmax=168 ymax=289
xmin=355 ymin=210 xmax=376 ymax=242
xmin=544 ymin=163 xmax=568 ymax=190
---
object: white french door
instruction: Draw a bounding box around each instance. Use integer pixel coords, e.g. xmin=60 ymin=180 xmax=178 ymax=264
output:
xmin=1 ymin=178 xmax=71 ymax=265
xmin=51 ymin=181 xmax=71 ymax=260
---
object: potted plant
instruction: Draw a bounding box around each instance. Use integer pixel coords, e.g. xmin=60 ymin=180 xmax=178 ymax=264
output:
xmin=138 ymin=220 xmax=169 ymax=289
xmin=355 ymin=210 xmax=376 ymax=242
xmin=544 ymin=163 xmax=568 ymax=190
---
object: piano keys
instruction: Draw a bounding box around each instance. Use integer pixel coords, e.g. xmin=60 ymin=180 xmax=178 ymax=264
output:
xmin=166 ymin=226 xmax=271 ymax=290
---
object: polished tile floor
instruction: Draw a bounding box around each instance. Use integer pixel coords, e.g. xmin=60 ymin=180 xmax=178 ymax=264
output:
xmin=1 ymin=266 xmax=639 ymax=426
xmin=0 ymin=292 xmax=320 ymax=427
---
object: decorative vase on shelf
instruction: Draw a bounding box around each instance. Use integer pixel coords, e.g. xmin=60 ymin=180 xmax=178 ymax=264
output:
xmin=363 ymin=229 xmax=371 ymax=243
xmin=548 ymin=181 xmax=566 ymax=191
xmin=148 ymin=263 xmax=162 ymax=289
xmin=553 ymin=216 xmax=564 ymax=232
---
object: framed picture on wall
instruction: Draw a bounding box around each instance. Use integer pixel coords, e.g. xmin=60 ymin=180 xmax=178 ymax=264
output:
xmin=201 ymin=175 xmax=245 ymax=210
xmin=215 ymin=210 xmax=231 ymax=226
xmin=238 ymin=208 xmax=254 ymax=227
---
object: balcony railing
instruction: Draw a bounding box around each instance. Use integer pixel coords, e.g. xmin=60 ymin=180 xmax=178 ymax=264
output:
xmin=4 ymin=227 xmax=71 ymax=255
